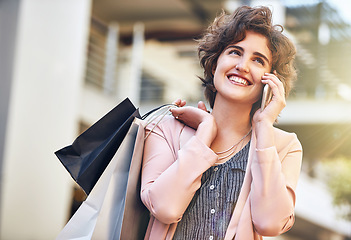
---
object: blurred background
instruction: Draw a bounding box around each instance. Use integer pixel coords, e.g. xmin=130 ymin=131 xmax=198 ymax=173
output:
xmin=1 ymin=0 xmax=351 ymax=239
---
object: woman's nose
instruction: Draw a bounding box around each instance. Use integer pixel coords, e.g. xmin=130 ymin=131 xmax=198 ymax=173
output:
xmin=235 ymin=61 xmax=249 ymax=73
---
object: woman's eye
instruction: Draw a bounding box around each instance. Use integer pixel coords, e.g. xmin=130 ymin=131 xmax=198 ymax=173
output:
xmin=254 ymin=58 xmax=265 ymax=66
xmin=229 ymin=50 xmax=241 ymax=56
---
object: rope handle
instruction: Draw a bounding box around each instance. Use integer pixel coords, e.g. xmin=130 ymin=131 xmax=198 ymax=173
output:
xmin=142 ymin=103 xmax=179 ymax=139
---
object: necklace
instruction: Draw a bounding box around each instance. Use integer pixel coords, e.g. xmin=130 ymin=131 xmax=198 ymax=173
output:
xmin=215 ymin=128 xmax=252 ymax=161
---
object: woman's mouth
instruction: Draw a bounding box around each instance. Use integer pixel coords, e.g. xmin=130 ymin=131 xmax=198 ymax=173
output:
xmin=228 ymin=75 xmax=250 ymax=86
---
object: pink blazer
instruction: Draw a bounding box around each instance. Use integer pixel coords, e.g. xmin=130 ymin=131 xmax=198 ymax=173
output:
xmin=141 ymin=116 xmax=302 ymax=240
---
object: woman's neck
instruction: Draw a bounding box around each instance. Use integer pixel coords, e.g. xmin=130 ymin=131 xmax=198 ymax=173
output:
xmin=210 ymin=97 xmax=252 ymax=152
xmin=212 ymin=99 xmax=252 ymax=132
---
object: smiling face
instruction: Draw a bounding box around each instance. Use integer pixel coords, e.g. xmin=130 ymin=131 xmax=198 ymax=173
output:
xmin=213 ymin=31 xmax=272 ymax=106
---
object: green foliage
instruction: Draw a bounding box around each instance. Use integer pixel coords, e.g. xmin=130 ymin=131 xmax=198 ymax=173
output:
xmin=322 ymin=157 xmax=351 ymax=220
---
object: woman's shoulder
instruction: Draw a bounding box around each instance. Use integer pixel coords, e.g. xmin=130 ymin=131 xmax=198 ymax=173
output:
xmin=145 ymin=115 xmax=193 ymax=138
xmin=273 ymin=127 xmax=302 ymax=152
xmin=145 ymin=114 xmax=182 ymax=130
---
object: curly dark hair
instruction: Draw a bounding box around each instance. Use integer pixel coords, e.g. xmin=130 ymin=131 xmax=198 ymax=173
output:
xmin=198 ymin=5 xmax=297 ymax=111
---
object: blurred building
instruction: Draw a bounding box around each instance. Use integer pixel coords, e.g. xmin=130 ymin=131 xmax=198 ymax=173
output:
xmin=0 ymin=0 xmax=350 ymax=239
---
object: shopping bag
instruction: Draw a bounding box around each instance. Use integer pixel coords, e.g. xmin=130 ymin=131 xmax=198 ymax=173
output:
xmin=93 ymin=119 xmax=149 ymax=239
xmin=57 ymin=119 xmax=149 ymax=240
xmin=55 ymin=98 xmax=140 ymax=195
xmin=55 ymin=100 xmax=177 ymax=239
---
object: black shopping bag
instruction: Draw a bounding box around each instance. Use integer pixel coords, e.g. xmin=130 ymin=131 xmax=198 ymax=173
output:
xmin=55 ymin=98 xmax=140 ymax=195
xmin=56 ymin=119 xmax=149 ymax=240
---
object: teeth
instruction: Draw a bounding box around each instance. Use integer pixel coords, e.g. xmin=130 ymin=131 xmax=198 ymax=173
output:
xmin=228 ymin=76 xmax=249 ymax=85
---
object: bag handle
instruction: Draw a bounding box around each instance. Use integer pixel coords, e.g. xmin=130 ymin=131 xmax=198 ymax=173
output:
xmin=141 ymin=103 xmax=177 ymax=120
xmin=142 ymin=104 xmax=179 ymax=139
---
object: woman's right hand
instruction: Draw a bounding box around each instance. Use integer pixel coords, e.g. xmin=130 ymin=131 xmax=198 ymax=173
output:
xmin=170 ymin=102 xmax=217 ymax=147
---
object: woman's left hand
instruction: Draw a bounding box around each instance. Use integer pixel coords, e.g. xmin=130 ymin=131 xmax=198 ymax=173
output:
xmin=253 ymin=71 xmax=286 ymax=125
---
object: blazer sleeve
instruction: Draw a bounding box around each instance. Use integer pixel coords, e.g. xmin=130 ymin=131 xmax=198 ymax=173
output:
xmin=140 ymin=118 xmax=218 ymax=224
xmin=249 ymin=133 xmax=303 ymax=236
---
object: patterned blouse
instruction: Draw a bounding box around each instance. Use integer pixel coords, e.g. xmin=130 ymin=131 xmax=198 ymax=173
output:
xmin=173 ymin=141 xmax=250 ymax=240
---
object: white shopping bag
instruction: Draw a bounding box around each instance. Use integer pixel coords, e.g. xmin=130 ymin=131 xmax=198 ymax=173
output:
xmin=57 ymin=119 xmax=148 ymax=240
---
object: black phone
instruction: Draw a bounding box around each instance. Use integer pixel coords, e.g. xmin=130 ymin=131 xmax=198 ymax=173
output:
xmin=260 ymin=84 xmax=272 ymax=111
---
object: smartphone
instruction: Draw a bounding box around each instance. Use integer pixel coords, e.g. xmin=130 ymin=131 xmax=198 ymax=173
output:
xmin=260 ymin=84 xmax=272 ymax=111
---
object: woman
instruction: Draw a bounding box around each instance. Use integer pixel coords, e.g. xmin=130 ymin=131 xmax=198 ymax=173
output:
xmin=140 ymin=5 xmax=302 ymax=240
